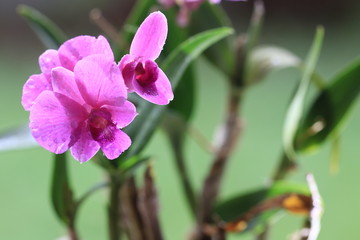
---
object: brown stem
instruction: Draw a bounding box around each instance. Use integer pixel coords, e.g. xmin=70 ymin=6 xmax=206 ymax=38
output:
xmin=121 ymin=177 xmax=146 ymax=240
xmin=195 ymin=89 xmax=243 ymax=239
xmin=139 ymin=165 xmax=164 ymax=240
xmin=68 ymin=224 xmax=79 ymax=240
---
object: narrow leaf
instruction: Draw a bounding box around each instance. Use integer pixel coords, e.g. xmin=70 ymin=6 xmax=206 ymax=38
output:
xmin=51 ymin=153 xmax=76 ymax=225
xmin=121 ymin=27 xmax=234 ymax=160
xmin=191 ymin=2 xmax=235 ymax=75
xmin=162 ymin=112 xmax=197 ymax=217
xmin=0 ymin=125 xmax=37 ymax=152
xmin=295 ymin=58 xmax=360 ymax=152
xmin=17 ymin=5 xmax=67 ymax=49
xmin=114 ymin=0 xmax=156 ymax=59
xmin=283 ymin=26 xmax=324 ymax=160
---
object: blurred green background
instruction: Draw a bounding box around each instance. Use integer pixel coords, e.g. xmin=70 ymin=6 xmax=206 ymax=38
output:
xmin=1 ymin=0 xmax=360 ymax=239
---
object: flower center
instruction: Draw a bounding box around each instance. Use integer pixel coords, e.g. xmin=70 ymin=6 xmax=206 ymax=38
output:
xmin=89 ymin=108 xmax=116 ymax=143
xmin=135 ymin=60 xmax=159 ymax=86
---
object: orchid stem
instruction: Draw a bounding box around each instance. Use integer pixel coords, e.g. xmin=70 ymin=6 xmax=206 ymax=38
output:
xmin=196 ymin=87 xmax=243 ymax=239
xmin=68 ymin=224 xmax=80 ymax=240
xmin=108 ymin=174 xmax=122 ymax=240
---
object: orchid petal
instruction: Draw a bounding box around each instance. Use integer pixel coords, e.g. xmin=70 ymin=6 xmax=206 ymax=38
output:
xmin=130 ymin=12 xmax=168 ymax=60
xmin=133 ymin=68 xmax=173 ymax=105
xmin=103 ymin=101 xmax=137 ymax=128
xmin=119 ymin=54 xmax=136 ymax=92
xmin=70 ymin=124 xmax=100 ymax=163
xmin=29 ymin=91 xmax=87 ymax=154
xmin=99 ymin=129 xmax=131 ymax=160
xmin=39 ymin=49 xmax=61 ymax=80
xmin=52 ymin=67 xmax=84 ymax=104
xmin=74 ymin=55 xmax=127 ymax=107
xmin=22 ymin=74 xmax=52 ymax=111
xmin=58 ymin=35 xmax=113 ymax=71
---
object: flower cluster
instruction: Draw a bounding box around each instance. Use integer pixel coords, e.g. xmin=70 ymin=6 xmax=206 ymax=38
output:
xmin=22 ymin=12 xmax=173 ymax=163
xmin=158 ymin=0 xmax=244 ymax=26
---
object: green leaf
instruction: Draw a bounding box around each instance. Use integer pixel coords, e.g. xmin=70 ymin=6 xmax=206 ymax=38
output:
xmin=0 ymin=125 xmax=37 ymax=152
xmin=168 ymin=65 xmax=196 ymax=121
xmin=244 ymin=45 xmax=301 ymax=84
xmin=118 ymin=155 xmax=152 ymax=175
xmin=283 ymin=26 xmax=324 ymax=160
xmin=215 ymin=181 xmax=310 ymax=222
xmin=120 ymin=27 xmax=234 ymax=161
xmin=51 ymin=153 xmax=76 ymax=225
xmin=17 ymin=5 xmax=67 ymax=49
xmin=190 ymin=2 xmax=235 ymax=75
xmin=295 ymin=58 xmax=360 ymax=152
xmin=114 ymin=0 xmax=156 ymax=59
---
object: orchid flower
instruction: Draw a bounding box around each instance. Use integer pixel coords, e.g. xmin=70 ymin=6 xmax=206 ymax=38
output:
xmin=22 ymin=35 xmax=113 ymax=111
xmin=29 ymin=55 xmax=137 ymax=162
xmin=119 ymin=12 xmax=174 ymax=105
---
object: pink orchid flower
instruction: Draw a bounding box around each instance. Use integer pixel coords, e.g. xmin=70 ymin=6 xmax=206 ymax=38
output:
xmin=29 ymin=55 xmax=137 ymax=162
xmin=119 ymin=12 xmax=174 ymax=105
xmin=22 ymin=35 xmax=113 ymax=111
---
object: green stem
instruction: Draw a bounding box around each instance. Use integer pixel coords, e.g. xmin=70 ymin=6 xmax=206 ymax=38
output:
xmin=108 ymin=174 xmax=122 ymax=240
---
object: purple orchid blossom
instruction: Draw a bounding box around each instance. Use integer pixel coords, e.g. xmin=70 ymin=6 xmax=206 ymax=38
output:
xmin=119 ymin=11 xmax=174 ymax=105
xmin=29 ymin=55 xmax=137 ymax=162
xmin=22 ymin=35 xmax=113 ymax=111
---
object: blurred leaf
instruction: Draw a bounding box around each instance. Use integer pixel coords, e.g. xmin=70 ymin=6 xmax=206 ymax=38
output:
xmin=0 ymin=125 xmax=37 ymax=152
xmin=295 ymin=58 xmax=360 ymax=152
xmin=162 ymin=112 xmax=197 ymax=216
xmin=216 ymin=181 xmax=310 ymax=223
xmin=245 ymin=0 xmax=265 ymax=56
xmin=164 ymin=9 xmax=196 ymax=120
xmin=330 ymin=134 xmax=340 ymax=174
xmin=51 ymin=153 xmax=76 ymax=225
xmin=161 ymin=27 xmax=234 ymax=87
xmin=190 ymin=2 xmax=235 ymax=75
xmin=17 ymin=5 xmax=67 ymax=49
xmin=120 ymin=27 xmax=234 ymax=161
xmin=168 ymin=66 xmax=196 ymax=120
xmin=115 ymin=0 xmax=156 ymax=59
xmin=216 ymin=189 xmax=268 ymax=222
xmin=245 ymin=45 xmax=301 ymax=84
xmin=118 ymin=155 xmax=152 ymax=175
xmin=283 ymin=26 xmax=324 ymax=160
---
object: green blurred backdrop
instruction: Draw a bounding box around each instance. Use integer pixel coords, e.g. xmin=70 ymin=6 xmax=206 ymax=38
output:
xmin=1 ymin=0 xmax=360 ymax=239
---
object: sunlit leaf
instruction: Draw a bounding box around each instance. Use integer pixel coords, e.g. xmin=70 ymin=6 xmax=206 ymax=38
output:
xmin=295 ymin=58 xmax=360 ymax=153
xmin=283 ymin=26 xmax=324 ymax=160
xmin=17 ymin=5 xmax=67 ymax=49
xmin=51 ymin=153 xmax=76 ymax=225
